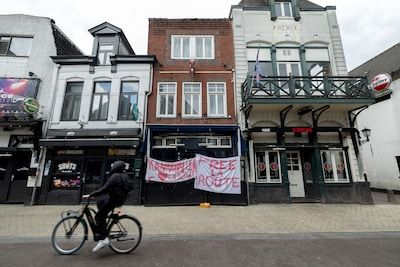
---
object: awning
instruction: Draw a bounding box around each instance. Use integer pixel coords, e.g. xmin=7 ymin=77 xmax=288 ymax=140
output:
xmin=39 ymin=138 xmax=140 ymax=147
xmin=147 ymin=125 xmax=238 ymax=134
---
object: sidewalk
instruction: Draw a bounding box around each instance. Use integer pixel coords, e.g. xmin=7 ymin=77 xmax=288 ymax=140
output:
xmin=1 ymin=203 xmax=400 ymax=239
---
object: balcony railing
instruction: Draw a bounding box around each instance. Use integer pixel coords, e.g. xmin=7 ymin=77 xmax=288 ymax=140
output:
xmin=241 ymin=75 xmax=373 ymax=105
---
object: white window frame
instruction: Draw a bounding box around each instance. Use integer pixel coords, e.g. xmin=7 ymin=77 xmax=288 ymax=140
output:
xmin=206 ymin=137 xmax=232 ymax=148
xmin=171 ymin=35 xmax=215 ymax=60
xmin=207 ymin=82 xmax=227 ymax=117
xmin=320 ymin=150 xmax=350 ymax=183
xmin=157 ymin=82 xmax=177 ymax=118
xmin=275 ymin=1 xmax=293 ymax=17
xmin=182 ymin=82 xmax=202 ymax=118
xmin=255 ymin=151 xmax=282 ymax=183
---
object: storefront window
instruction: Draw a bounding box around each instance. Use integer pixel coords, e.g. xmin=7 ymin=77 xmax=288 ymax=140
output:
xmin=50 ymin=160 xmax=82 ymax=190
xmin=256 ymin=151 xmax=281 ymax=183
xmin=321 ymin=150 xmax=349 ymax=183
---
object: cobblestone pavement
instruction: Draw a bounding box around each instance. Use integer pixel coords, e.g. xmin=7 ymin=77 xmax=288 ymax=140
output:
xmin=1 ymin=203 xmax=400 ymax=239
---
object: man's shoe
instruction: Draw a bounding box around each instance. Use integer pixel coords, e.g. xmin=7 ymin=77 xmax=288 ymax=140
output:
xmin=92 ymin=238 xmax=110 ymax=252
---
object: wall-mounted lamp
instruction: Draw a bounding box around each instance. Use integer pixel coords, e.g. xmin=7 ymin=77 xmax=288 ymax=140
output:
xmin=361 ymin=127 xmax=371 ymax=142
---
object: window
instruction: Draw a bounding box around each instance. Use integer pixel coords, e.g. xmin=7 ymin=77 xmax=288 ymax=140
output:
xmin=256 ymin=151 xmax=282 ymax=183
xmin=157 ymin=83 xmax=176 ymax=117
xmin=0 ymin=36 xmax=33 ymax=56
xmin=90 ymin=81 xmax=111 ymax=121
xmin=61 ymin=82 xmax=83 ymax=121
xmin=207 ymin=82 xmax=226 ymax=117
xmin=171 ymin=36 xmax=214 ymax=59
xmin=118 ymin=81 xmax=139 ymax=120
xmin=183 ymin=82 xmax=201 ymax=117
xmin=50 ymin=160 xmax=82 ymax=191
xmin=321 ymin=150 xmax=350 ymax=183
xmin=247 ymin=47 xmax=273 ymax=79
xmin=97 ymin=44 xmax=114 ymax=64
xmin=275 ymin=1 xmax=292 ymax=17
xmin=206 ymin=137 xmax=232 ymax=148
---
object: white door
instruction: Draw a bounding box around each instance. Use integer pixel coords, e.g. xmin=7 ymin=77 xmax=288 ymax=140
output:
xmin=278 ymin=62 xmax=303 ymax=96
xmin=287 ymin=151 xmax=305 ymax=198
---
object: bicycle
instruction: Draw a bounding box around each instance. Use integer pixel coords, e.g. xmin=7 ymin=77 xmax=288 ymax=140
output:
xmin=51 ymin=199 xmax=142 ymax=255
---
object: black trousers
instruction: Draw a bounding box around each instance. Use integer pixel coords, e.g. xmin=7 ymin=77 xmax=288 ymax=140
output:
xmin=95 ymin=198 xmax=122 ymax=240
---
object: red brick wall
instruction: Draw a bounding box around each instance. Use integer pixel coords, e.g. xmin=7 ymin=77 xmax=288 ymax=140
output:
xmin=147 ymin=19 xmax=236 ymax=125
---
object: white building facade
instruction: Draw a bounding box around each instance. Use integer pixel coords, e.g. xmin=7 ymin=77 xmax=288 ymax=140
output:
xmin=0 ymin=14 xmax=81 ymax=204
xmin=38 ymin=23 xmax=154 ymax=204
xmin=350 ymin=43 xmax=400 ymax=192
xmin=231 ymin=0 xmax=374 ymax=203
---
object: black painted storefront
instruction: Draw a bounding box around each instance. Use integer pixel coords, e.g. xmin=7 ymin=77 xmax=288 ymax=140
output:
xmin=38 ymin=147 xmax=143 ymax=205
xmin=144 ymin=125 xmax=248 ymax=206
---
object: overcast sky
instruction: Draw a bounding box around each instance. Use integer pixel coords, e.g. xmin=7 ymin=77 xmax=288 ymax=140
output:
xmin=2 ymin=0 xmax=399 ymax=70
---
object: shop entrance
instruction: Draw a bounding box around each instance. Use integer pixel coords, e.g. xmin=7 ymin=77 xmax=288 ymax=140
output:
xmin=287 ymin=151 xmax=305 ymax=198
xmin=0 ymin=151 xmax=31 ymax=203
xmin=82 ymin=159 xmax=104 ymax=196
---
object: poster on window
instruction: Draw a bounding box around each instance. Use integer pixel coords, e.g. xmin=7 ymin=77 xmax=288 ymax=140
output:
xmin=194 ymin=154 xmax=241 ymax=194
xmin=0 ymin=78 xmax=40 ymax=118
xmin=145 ymin=157 xmax=196 ymax=183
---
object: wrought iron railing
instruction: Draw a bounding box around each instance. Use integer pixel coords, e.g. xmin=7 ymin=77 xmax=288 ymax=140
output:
xmin=241 ymin=75 xmax=373 ymax=104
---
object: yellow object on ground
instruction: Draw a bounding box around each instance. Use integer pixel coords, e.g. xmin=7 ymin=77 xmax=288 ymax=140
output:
xmin=200 ymin=202 xmax=211 ymax=208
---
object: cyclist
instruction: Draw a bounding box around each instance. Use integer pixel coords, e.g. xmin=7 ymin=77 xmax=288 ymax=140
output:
xmin=82 ymin=160 xmax=130 ymax=252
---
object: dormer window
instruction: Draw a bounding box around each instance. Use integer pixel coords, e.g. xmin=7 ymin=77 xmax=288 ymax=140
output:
xmin=97 ymin=44 xmax=114 ymax=65
xmin=275 ymin=1 xmax=292 ymax=17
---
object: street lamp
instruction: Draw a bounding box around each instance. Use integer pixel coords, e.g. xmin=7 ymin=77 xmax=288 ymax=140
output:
xmin=361 ymin=127 xmax=371 ymax=142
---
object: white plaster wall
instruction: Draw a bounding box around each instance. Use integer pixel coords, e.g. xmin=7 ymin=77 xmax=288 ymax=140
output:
xmin=0 ymin=15 xmax=58 ymax=121
xmin=49 ymin=64 xmax=152 ymax=132
xmin=358 ymin=78 xmax=400 ymax=189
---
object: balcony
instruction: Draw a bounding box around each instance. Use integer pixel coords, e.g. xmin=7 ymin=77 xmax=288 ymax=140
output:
xmin=241 ymin=75 xmax=374 ymax=106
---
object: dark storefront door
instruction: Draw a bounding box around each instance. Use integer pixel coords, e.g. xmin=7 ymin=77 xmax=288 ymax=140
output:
xmin=0 ymin=155 xmax=13 ymax=202
xmin=301 ymin=149 xmax=321 ymax=201
xmin=1 ymin=152 xmax=32 ymax=203
xmin=82 ymin=159 xmax=104 ymax=196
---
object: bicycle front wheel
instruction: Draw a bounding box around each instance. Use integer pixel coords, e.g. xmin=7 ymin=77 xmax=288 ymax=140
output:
xmin=108 ymin=215 xmax=142 ymax=254
xmin=51 ymin=216 xmax=87 ymax=255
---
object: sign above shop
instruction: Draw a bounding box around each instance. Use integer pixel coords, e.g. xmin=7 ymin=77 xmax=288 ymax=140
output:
xmin=0 ymin=78 xmax=40 ymax=118
xmin=371 ymin=73 xmax=392 ymax=91
xmin=108 ymin=148 xmax=136 ymax=156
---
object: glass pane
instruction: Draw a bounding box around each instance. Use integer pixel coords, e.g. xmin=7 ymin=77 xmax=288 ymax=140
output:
xmin=205 ymin=38 xmax=212 ymax=58
xmin=91 ymin=95 xmax=101 ymax=119
xmin=66 ymin=83 xmax=83 ymax=94
xmin=95 ymin=82 xmax=111 ymax=93
xmin=278 ymin=63 xmax=288 ymax=76
xmin=193 ymin=95 xmax=199 ymax=115
xmin=284 ymin=3 xmax=292 ymax=16
xmin=335 ymin=151 xmax=348 ymax=181
xmin=321 ymin=151 xmax=334 ymax=181
xmin=154 ymin=139 xmax=162 ymax=146
xmin=208 ymin=138 xmax=217 ymax=146
xmin=167 ymin=95 xmax=174 ymax=115
xmin=122 ymin=82 xmax=139 ymax=93
xmin=290 ymin=63 xmax=301 ymax=76
xmin=166 ymin=138 xmax=175 ymax=145
xmin=256 ymin=152 xmax=267 ymax=179
xmin=217 ymin=95 xmax=224 ymax=115
xmin=100 ymin=95 xmax=109 ymax=120
xmin=98 ymin=52 xmax=105 ymax=64
xmin=220 ymin=138 xmax=230 ymax=146
xmin=9 ymin=37 xmax=32 ymax=56
xmin=0 ymin=40 xmax=10 ymax=55
xmin=269 ymin=152 xmax=280 ymax=181
xmin=71 ymin=96 xmax=81 ymax=120
xmin=209 ymin=95 xmax=216 ymax=115
xmin=248 ymin=62 xmax=273 ymax=77
xmin=61 ymin=96 xmax=73 ymax=120
xmin=159 ymin=95 xmax=166 ymax=115
xmin=184 ymin=95 xmax=191 ymax=115
xmin=196 ymin=37 xmax=203 ymax=58
xmin=182 ymin=38 xmax=190 ymax=58
xmin=173 ymin=37 xmax=181 ymax=58
xmin=275 ymin=3 xmax=282 ymax=17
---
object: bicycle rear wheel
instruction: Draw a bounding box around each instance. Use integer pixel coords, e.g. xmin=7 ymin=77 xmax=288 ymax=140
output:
xmin=51 ymin=216 xmax=87 ymax=255
xmin=108 ymin=215 xmax=142 ymax=254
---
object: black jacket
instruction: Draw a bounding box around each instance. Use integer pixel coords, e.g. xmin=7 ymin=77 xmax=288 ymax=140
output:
xmin=89 ymin=161 xmax=129 ymax=203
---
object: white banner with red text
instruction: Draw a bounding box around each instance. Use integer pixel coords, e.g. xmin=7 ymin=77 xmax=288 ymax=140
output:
xmin=145 ymin=158 xmax=196 ymax=183
xmin=194 ymin=154 xmax=241 ymax=194
xmin=145 ymin=154 xmax=241 ymax=194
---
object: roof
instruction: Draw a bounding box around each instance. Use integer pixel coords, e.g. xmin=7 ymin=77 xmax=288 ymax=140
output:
xmin=349 ymin=43 xmax=400 ymax=81
xmin=51 ymin=23 xmax=83 ymax=56
xmin=237 ymin=0 xmax=324 ymax=9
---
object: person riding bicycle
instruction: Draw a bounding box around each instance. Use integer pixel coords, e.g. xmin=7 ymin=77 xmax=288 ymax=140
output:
xmin=82 ymin=160 xmax=130 ymax=252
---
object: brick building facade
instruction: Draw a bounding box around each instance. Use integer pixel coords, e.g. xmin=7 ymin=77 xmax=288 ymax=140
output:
xmin=145 ymin=19 xmax=247 ymax=205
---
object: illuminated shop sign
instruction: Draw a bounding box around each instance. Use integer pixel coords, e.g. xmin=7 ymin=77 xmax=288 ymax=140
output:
xmin=0 ymin=78 xmax=40 ymax=117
